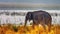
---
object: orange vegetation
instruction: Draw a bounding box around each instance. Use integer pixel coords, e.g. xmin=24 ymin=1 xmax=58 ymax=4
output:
xmin=0 ymin=24 xmax=60 ymax=34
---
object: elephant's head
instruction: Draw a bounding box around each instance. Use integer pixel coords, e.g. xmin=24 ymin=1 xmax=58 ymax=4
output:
xmin=24 ymin=12 xmax=33 ymax=26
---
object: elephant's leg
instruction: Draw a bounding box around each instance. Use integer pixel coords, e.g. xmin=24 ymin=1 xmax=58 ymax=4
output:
xmin=46 ymin=18 xmax=51 ymax=32
xmin=47 ymin=21 xmax=51 ymax=32
xmin=40 ymin=22 xmax=46 ymax=31
xmin=24 ymin=18 xmax=28 ymax=27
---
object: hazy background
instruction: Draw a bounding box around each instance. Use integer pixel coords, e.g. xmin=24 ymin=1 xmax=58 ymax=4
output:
xmin=0 ymin=0 xmax=60 ymax=10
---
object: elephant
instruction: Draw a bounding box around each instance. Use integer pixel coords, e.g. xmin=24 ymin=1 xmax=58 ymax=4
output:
xmin=24 ymin=10 xmax=52 ymax=31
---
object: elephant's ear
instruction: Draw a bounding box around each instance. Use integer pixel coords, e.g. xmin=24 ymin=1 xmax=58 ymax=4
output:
xmin=28 ymin=12 xmax=32 ymax=19
xmin=25 ymin=12 xmax=32 ymax=20
xmin=26 ymin=12 xmax=33 ymax=21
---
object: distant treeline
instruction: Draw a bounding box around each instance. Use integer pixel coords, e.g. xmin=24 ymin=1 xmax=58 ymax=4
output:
xmin=0 ymin=12 xmax=27 ymax=16
xmin=0 ymin=12 xmax=60 ymax=16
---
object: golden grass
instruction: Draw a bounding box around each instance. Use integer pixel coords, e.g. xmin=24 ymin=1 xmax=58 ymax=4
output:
xmin=0 ymin=24 xmax=60 ymax=34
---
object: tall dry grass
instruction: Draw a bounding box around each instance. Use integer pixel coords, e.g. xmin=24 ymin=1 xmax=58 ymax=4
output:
xmin=0 ymin=24 xmax=60 ymax=34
